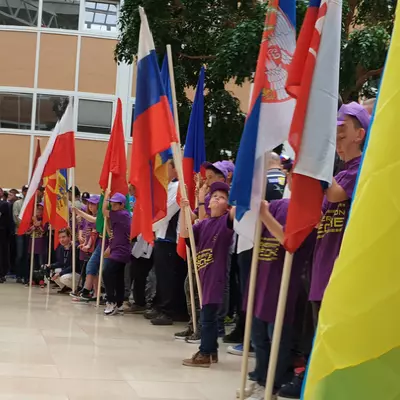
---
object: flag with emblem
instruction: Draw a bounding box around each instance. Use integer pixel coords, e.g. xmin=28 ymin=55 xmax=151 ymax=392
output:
xmin=230 ymin=0 xmax=296 ymax=252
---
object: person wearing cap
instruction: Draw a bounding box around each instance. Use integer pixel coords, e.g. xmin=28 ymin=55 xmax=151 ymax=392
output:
xmin=73 ymin=195 xmax=109 ymax=303
xmin=221 ymin=160 xmax=235 ymax=185
xmin=68 ymin=186 xmax=83 ymax=210
xmin=180 ymin=181 xmax=235 ymax=368
xmin=310 ymin=102 xmax=370 ymax=320
xmin=13 ymin=185 xmax=29 ymax=284
xmin=81 ymin=192 xmax=91 ymax=206
xmin=101 ymin=190 xmax=131 ymax=316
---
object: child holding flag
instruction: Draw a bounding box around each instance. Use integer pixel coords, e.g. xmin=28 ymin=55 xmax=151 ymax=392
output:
xmin=180 ymin=181 xmax=234 ymax=368
xmin=102 ymin=191 xmax=131 ymax=316
xmin=27 ymin=202 xmax=48 ymax=272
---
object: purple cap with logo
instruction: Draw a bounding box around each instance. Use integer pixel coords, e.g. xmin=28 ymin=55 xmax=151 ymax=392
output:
xmin=202 ymin=161 xmax=228 ymax=180
xmin=210 ymin=181 xmax=230 ymax=195
xmin=87 ymin=194 xmax=100 ymax=205
xmin=108 ymin=193 xmax=126 ymax=203
xmin=337 ymin=102 xmax=371 ymax=132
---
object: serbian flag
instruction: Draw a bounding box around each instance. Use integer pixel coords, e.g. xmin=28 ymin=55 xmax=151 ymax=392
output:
xmin=177 ymin=67 xmax=206 ymax=259
xmin=97 ymin=98 xmax=129 ymax=234
xmin=19 ymin=101 xmax=75 ymax=235
xmin=284 ymin=0 xmax=341 ymax=252
xmin=17 ymin=139 xmax=42 ymax=235
xmin=129 ymin=6 xmax=178 ymax=243
xmin=230 ymin=0 xmax=296 ymax=253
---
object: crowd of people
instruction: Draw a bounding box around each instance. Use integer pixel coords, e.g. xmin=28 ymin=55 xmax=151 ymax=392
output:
xmin=0 ymin=98 xmax=374 ymax=400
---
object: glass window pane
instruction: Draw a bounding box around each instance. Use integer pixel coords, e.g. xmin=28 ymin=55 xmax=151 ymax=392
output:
xmin=0 ymin=0 xmax=39 ymax=27
xmin=35 ymin=95 xmax=69 ymax=131
xmin=85 ymin=11 xmax=94 ymax=21
xmin=0 ymin=92 xmax=32 ymax=129
xmin=78 ymin=99 xmax=112 ymax=134
xmin=42 ymin=0 xmax=79 ymax=30
xmin=84 ymin=0 xmax=117 ymax=31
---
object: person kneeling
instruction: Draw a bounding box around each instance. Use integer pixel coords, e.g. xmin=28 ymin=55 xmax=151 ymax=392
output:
xmin=180 ymin=182 xmax=234 ymax=368
xmin=47 ymin=228 xmax=81 ymax=294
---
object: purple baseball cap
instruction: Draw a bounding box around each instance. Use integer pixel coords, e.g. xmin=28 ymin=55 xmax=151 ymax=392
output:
xmin=221 ymin=160 xmax=235 ymax=175
xmin=108 ymin=192 xmax=126 ymax=203
xmin=202 ymin=161 xmax=228 ymax=180
xmin=87 ymin=194 xmax=100 ymax=205
xmin=337 ymin=102 xmax=371 ymax=132
xmin=210 ymin=181 xmax=230 ymax=196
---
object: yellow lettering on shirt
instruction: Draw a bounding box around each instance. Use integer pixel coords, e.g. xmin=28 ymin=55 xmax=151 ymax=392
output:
xmin=258 ymin=237 xmax=280 ymax=262
xmin=196 ymin=248 xmax=214 ymax=271
xmin=317 ymin=202 xmax=348 ymax=239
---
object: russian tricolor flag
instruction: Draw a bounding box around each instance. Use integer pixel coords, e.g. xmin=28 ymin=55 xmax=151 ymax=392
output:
xmin=230 ymin=0 xmax=296 ymax=253
xmin=284 ymin=0 xmax=340 ymax=253
xmin=129 ymin=7 xmax=178 ymax=244
xmin=177 ymin=66 xmax=206 ymax=259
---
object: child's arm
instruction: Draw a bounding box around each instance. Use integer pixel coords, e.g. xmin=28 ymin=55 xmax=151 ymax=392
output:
xmin=259 ymin=201 xmax=285 ymax=245
xmin=179 ymin=198 xmax=190 ymax=239
xmin=198 ymin=183 xmax=208 ymax=221
xmin=75 ymin=207 xmax=97 ymax=223
xmin=325 ymin=178 xmax=349 ymax=203
xmin=103 ymin=189 xmax=110 ymax=219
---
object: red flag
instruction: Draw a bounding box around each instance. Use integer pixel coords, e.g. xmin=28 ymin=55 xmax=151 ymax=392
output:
xmin=99 ymin=98 xmax=128 ymax=194
xmin=129 ymin=8 xmax=178 ymax=243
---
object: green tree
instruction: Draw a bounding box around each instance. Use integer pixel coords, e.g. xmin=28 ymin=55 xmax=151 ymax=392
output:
xmin=116 ymin=0 xmax=394 ymax=159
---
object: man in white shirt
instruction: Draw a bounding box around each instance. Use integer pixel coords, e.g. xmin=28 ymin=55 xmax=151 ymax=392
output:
xmin=144 ymin=160 xmax=187 ymax=326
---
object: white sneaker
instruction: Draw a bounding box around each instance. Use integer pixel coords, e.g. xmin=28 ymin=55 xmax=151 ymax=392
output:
xmin=104 ymin=302 xmax=117 ymax=316
xmin=236 ymin=381 xmax=257 ymax=398
xmin=117 ymin=305 xmax=124 ymax=315
xmin=246 ymin=384 xmax=266 ymax=400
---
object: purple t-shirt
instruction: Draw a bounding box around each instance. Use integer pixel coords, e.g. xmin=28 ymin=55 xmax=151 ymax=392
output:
xmin=309 ymin=156 xmax=361 ymax=301
xmin=109 ymin=209 xmax=132 ymax=264
xmin=193 ymin=193 xmax=211 ymax=217
xmin=193 ymin=212 xmax=233 ymax=305
xmin=250 ymin=199 xmax=316 ymax=325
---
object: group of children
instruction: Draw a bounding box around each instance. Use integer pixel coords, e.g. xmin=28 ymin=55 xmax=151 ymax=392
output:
xmin=20 ymin=100 xmax=370 ymax=400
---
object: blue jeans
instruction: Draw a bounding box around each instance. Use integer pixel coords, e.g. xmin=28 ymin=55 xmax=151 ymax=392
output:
xmin=86 ymin=243 xmax=109 ymax=276
xmin=199 ymin=304 xmax=219 ymax=355
xmin=249 ymin=317 xmax=292 ymax=389
xmin=16 ymin=235 xmax=28 ymax=280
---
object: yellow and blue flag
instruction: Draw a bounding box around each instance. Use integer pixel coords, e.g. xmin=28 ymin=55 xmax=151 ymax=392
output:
xmin=303 ymin=4 xmax=400 ymax=398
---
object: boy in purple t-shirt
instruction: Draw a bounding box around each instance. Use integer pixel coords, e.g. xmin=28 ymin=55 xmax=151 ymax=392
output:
xmin=180 ymin=181 xmax=234 ymax=368
xmin=102 ymin=191 xmax=131 ymax=316
xmin=309 ymin=102 xmax=370 ymax=322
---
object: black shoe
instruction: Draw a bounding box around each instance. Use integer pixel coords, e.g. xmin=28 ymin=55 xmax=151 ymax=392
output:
xmin=125 ymin=304 xmax=147 ymax=314
xmin=57 ymin=286 xmax=71 ymax=294
xmin=223 ymin=328 xmax=243 ymax=344
xmin=277 ymin=368 xmax=305 ymax=399
xmin=143 ymin=309 xmax=159 ymax=320
xmin=174 ymin=327 xmax=193 ymax=340
xmin=150 ymin=313 xmax=173 ymax=326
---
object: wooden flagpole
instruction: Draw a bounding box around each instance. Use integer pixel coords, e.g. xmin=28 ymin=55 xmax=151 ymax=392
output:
xmin=264 ymin=251 xmax=294 ymax=400
xmin=166 ymin=44 xmax=203 ymax=307
xmin=47 ymin=225 xmax=52 ymax=295
xmin=28 ymin=193 xmax=38 ymax=287
xmin=71 ymin=167 xmax=77 ymax=292
xmin=238 ymin=154 xmax=269 ymax=400
xmin=96 ymin=172 xmax=112 ymax=308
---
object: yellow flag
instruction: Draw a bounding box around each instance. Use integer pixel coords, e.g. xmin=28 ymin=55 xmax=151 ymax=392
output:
xmin=303 ymin=5 xmax=400 ymax=399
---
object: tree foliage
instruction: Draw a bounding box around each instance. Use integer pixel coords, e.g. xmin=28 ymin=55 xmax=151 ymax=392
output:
xmin=116 ymin=0 xmax=395 ymax=160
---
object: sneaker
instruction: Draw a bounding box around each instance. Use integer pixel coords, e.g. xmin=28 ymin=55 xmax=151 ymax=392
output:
xmin=235 ymin=381 xmax=257 ymax=398
xmin=185 ymin=331 xmax=201 ymax=344
xmin=227 ymin=344 xmax=255 ymax=358
xmin=143 ymin=308 xmax=159 ymax=320
xmin=104 ymin=302 xmax=117 ymax=316
xmin=246 ymin=384 xmax=266 ymax=400
xmin=117 ymin=305 xmax=124 ymax=315
xmin=150 ymin=313 xmax=173 ymax=326
xmin=174 ymin=327 xmax=193 ymax=340
xmin=125 ymin=304 xmax=147 ymax=314
xmin=223 ymin=328 xmax=243 ymax=344
xmin=224 ymin=316 xmax=235 ymax=325
xmin=57 ymin=286 xmax=71 ymax=294
xmin=276 ymin=368 xmax=305 ymax=399
xmin=182 ymin=351 xmax=211 ymax=368
xmin=70 ymin=291 xmax=82 ymax=299
xmin=39 ymin=280 xmax=45 ymax=289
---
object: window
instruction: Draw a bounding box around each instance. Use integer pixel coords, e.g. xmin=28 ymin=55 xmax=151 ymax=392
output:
xmin=35 ymin=94 xmax=69 ymax=131
xmin=41 ymin=0 xmax=79 ymax=30
xmin=85 ymin=0 xmax=117 ymax=32
xmin=78 ymin=99 xmax=112 ymax=134
xmin=0 ymin=0 xmax=39 ymax=26
xmin=0 ymin=92 xmax=32 ymax=129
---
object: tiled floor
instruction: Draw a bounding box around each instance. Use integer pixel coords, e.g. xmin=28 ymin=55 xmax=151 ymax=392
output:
xmin=0 ymin=283 xmax=252 ymax=400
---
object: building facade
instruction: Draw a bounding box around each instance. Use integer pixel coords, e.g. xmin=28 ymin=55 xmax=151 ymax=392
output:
xmin=0 ymin=0 xmax=250 ymax=193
